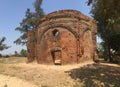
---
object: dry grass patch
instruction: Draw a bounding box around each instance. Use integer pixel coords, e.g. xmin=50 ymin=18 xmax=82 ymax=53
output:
xmin=0 ymin=57 xmax=120 ymax=87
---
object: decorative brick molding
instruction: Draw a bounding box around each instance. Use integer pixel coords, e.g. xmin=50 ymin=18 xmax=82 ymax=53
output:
xmin=27 ymin=10 xmax=98 ymax=65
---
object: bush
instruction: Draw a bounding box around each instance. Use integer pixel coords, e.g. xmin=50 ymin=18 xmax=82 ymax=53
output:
xmin=20 ymin=49 xmax=27 ymax=57
xmin=2 ymin=55 xmax=10 ymax=58
xmin=0 ymin=54 xmax=2 ymax=58
xmin=114 ymin=55 xmax=120 ymax=64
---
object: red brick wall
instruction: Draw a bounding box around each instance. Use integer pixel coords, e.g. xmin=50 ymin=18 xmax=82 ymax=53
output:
xmin=27 ymin=10 xmax=98 ymax=64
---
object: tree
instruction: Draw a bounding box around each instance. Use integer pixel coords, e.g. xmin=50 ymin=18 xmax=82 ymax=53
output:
xmin=87 ymin=0 xmax=93 ymax=5
xmin=90 ymin=0 xmax=120 ymax=62
xmin=20 ymin=49 xmax=27 ymax=57
xmin=97 ymin=42 xmax=104 ymax=58
xmin=0 ymin=37 xmax=9 ymax=51
xmin=14 ymin=51 xmax=20 ymax=57
xmin=14 ymin=0 xmax=44 ymax=45
xmin=109 ymin=33 xmax=120 ymax=55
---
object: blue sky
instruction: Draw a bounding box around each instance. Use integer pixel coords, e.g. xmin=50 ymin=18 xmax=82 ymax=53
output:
xmin=0 ymin=0 xmax=92 ymax=55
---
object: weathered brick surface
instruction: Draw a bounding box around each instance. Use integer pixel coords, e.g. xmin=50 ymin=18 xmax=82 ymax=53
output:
xmin=27 ymin=10 xmax=98 ymax=65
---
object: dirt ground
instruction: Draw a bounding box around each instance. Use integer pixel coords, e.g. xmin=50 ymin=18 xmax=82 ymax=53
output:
xmin=0 ymin=57 xmax=120 ymax=87
xmin=0 ymin=74 xmax=37 ymax=87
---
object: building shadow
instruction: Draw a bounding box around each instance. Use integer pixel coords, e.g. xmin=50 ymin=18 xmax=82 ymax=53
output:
xmin=65 ymin=63 xmax=120 ymax=87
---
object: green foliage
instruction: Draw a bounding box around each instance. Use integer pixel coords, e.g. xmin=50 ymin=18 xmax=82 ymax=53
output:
xmin=4 ymin=84 xmax=8 ymax=87
xmin=90 ymin=0 xmax=120 ymax=62
xmin=14 ymin=51 xmax=20 ymax=57
xmin=0 ymin=54 xmax=10 ymax=58
xmin=109 ymin=33 xmax=120 ymax=54
xmin=97 ymin=42 xmax=104 ymax=58
xmin=73 ymin=83 xmax=83 ymax=87
xmin=20 ymin=49 xmax=27 ymax=57
xmin=3 ymin=55 xmax=10 ymax=58
xmin=12 ymin=49 xmax=27 ymax=57
xmin=41 ymin=85 xmax=49 ymax=87
xmin=0 ymin=54 xmax=2 ymax=58
xmin=14 ymin=0 xmax=44 ymax=45
xmin=0 ymin=37 xmax=10 ymax=51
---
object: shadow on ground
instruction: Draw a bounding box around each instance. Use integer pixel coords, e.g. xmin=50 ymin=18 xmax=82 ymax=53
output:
xmin=65 ymin=63 xmax=120 ymax=87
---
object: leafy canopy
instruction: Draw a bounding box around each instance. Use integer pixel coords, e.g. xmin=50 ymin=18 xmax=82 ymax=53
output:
xmin=14 ymin=0 xmax=44 ymax=45
xmin=0 ymin=37 xmax=10 ymax=51
xmin=90 ymin=0 xmax=120 ymax=61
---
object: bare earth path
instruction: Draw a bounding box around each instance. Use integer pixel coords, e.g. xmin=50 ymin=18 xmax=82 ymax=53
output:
xmin=0 ymin=57 xmax=120 ymax=87
xmin=0 ymin=62 xmax=94 ymax=87
xmin=0 ymin=74 xmax=37 ymax=87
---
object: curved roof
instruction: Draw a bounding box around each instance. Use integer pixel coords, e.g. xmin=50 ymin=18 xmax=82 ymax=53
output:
xmin=36 ymin=9 xmax=94 ymax=27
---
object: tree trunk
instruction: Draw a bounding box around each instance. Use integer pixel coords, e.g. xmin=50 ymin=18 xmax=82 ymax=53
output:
xmin=108 ymin=45 xmax=113 ymax=62
xmin=103 ymin=46 xmax=108 ymax=61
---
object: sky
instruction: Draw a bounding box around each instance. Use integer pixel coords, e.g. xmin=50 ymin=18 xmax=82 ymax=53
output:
xmin=0 ymin=0 xmax=92 ymax=55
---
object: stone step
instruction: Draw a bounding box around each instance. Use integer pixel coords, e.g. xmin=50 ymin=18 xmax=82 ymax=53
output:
xmin=55 ymin=59 xmax=61 ymax=63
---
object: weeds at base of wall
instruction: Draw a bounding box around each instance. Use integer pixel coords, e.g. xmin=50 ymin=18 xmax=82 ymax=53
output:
xmin=41 ymin=84 xmax=49 ymax=87
xmin=73 ymin=82 xmax=84 ymax=87
xmin=4 ymin=84 xmax=8 ymax=87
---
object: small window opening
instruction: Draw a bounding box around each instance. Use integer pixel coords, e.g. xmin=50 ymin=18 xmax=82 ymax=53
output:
xmin=52 ymin=29 xmax=60 ymax=42
xmin=52 ymin=29 xmax=59 ymax=37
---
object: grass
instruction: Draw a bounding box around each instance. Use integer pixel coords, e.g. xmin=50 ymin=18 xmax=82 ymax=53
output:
xmin=0 ymin=57 xmax=120 ymax=87
xmin=41 ymin=85 xmax=49 ymax=87
xmin=0 ymin=57 xmax=27 ymax=64
xmin=0 ymin=63 xmax=6 ymax=73
xmin=4 ymin=84 xmax=8 ymax=87
xmin=0 ymin=57 xmax=26 ymax=77
xmin=66 ymin=63 xmax=120 ymax=87
xmin=73 ymin=83 xmax=84 ymax=87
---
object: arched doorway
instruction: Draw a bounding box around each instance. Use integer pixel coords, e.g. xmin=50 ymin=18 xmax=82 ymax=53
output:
xmin=38 ymin=28 xmax=78 ymax=64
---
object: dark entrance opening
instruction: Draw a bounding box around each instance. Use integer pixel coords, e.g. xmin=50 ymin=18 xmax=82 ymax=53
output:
xmin=52 ymin=29 xmax=60 ymax=42
xmin=52 ymin=29 xmax=59 ymax=36
xmin=51 ymin=47 xmax=62 ymax=65
xmin=54 ymin=51 xmax=62 ymax=65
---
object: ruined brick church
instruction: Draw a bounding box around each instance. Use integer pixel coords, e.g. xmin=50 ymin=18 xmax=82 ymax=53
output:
xmin=27 ymin=10 xmax=98 ymax=65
